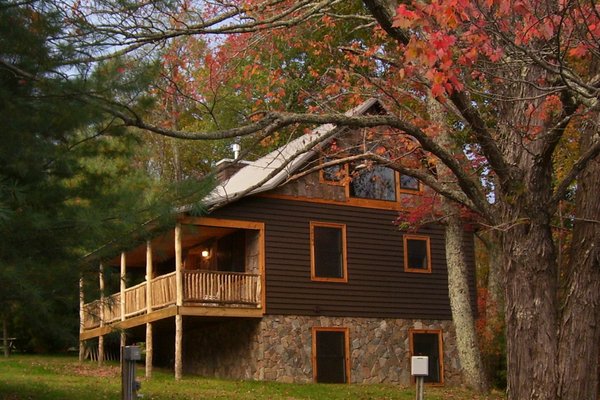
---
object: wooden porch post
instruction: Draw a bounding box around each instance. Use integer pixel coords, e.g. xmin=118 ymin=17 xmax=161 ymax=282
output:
xmin=145 ymin=240 xmax=153 ymax=379
xmin=3 ymin=316 xmax=8 ymax=358
xmin=120 ymin=252 xmax=126 ymax=350
xmin=98 ymin=263 xmax=105 ymax=366
xmin=79 ymin=274 xmax=85 ymax=363
xmin=175 ymin=223 xmax=183 ymax=380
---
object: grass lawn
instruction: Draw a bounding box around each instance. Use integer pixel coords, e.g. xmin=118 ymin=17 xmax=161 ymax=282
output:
xmin=0 ymin=355 xmax=505 ymax=399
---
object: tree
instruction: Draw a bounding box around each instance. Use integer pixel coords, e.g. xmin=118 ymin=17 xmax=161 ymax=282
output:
xmin=0 ymin=2 xmax=212 ymax=351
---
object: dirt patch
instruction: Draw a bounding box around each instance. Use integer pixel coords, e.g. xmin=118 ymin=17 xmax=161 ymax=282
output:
xmin=46 ymin=361 xmax=121 ymax=378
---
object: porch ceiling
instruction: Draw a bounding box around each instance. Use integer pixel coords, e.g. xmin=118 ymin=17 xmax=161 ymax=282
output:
xmin=107 ymin=225 xmax=237 ymax=268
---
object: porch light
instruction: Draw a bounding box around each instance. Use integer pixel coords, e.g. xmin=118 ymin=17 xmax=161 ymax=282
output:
xmin=201 ymin=249 xmax=210 ymax=258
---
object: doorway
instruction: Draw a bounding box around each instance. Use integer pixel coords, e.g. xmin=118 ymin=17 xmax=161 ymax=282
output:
xmin=410 ymin=329 xmax=444 ymax=384
xmin=312 ymin=327 xmax=350 ymax=383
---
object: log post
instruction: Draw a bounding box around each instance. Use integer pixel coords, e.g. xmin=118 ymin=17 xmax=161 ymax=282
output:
xmin=174 ymin=223 xmax=183 ymax=380
xmin=145 ymin=240 xmax=153 ymax=379
xmin=3 ymin=316 xmax=8 ymax=358
xmin=79 ymin=274 xmax=85 ymax=363
xmin=120 ymin=252 xmax=126 ymax=350
xmin=175 ymin=314 xmax=183 ymax=380
xmin=98 ymin=263 xmax=105 ymax=366
xmin=175 ymin=224 xmax=183 ymax=307
xmin=146 ymin=240 xmax=153 ymax=311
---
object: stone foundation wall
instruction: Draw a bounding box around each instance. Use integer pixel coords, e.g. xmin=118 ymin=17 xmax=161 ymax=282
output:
xmin=257 ymin=316 xmax=461 ymax=385
xmin=182 ymin=315 xmax=462 ymax=386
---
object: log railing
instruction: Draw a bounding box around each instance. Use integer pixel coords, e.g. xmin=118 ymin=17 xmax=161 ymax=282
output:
xmin=103 ymin=293 xmax=121 ymax=324
xmin=150 ymin=272 xmax=176 ymax=309
xmin=82 ymin=300 xmax=101 ymax=330
xmin=124 ymin=282 xmax=147 ymax=318
xmin=82 ymin=270 xmax=261 ymax=329
xmin=184 ymin=270 xmax=261 ymax=305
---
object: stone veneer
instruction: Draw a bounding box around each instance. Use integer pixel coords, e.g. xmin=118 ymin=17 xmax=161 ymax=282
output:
xmin=182 ymin=315 xmax=462 ymax=385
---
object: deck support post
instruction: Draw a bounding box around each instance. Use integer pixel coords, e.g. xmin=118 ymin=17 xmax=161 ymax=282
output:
xmin=98 ymin=263 xmax=105 ymax=366
xmin=174 ymin=223 xmax=183 ymax=380
xmin=145 ymin=323 xmax=153 ymax=378
xmin=175 ymin=314 xmax=183 ymax=380
xmin=79 ymin=275 xmax=85 ymax=363
xmin=145 ymin=240 xmax=153 ymax=379
xmin=120 ymin=252 xmax=127 ymax=350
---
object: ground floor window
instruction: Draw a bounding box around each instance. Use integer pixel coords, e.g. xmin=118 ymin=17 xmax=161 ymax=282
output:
xmin=312 ymin=327 xmax=350 ymax=383
xmin=409 ymin=329 xmax=444 ymax=384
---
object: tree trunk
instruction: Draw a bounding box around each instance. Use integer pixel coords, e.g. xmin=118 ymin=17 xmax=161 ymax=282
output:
xmin=502 ymin=216 xmax=559 ymax=400
xmin=428 ymin=94 xmax=489 ymax=392
xmin=557 ymin=116 xmax=600 ymax=400
xmin=485 ymin=233 xmax=504 ymax=317
xmin=444 ymin=201 xmax=489 ymax=392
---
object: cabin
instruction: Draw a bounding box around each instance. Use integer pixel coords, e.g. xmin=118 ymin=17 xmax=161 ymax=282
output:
xmin=79 ymin=98 xmax=476 ymax=385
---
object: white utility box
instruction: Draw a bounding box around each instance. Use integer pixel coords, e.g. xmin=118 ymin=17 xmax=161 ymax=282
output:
xmin=411 ymin=356 xmax=429 ymax=376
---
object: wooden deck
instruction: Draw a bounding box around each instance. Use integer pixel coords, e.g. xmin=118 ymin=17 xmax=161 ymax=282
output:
xmin=81 ymin=270 xmax=262 ymax=339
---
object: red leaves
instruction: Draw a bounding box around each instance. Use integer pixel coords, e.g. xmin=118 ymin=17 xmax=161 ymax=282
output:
xmin=389 ymin=0 xmax=600 ymax=104
xmin=392 ymin=4 xmax=419 ymax=29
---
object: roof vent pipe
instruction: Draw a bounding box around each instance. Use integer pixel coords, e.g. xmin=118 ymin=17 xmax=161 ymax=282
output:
xmin=232 ymin=143 xmax=241 ymax=159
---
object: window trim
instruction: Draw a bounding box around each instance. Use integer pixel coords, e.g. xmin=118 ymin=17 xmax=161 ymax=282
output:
xmin=403 ymin=235 xmax=432 ymax=274
xmin=319 ymin=157 xmax=348 ymax=186
xmin=321 ymin=157 xmax=423 ymax=197
xmin=399 ymin=173 xmax=422 ymax=193
xmin=312 ymin=327 xmax=351 ymax=384
xmin=409 ymin=328 xmax=445 ymax=385
xmin=310 ymin=221 xmax=348 ymax=283
xmin=344 ymin=169 xmax=423 ymax=208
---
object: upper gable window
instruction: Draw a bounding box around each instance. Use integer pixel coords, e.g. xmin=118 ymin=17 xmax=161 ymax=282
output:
xmin=310 ymin=222 xmax=348 ymax=282
xmin=404 ymin=235 xmax=431 ymax=273
xmin=400 ymin=174 xmax=420 ymax=191
xmin=320 ymin=157 xmax=346 ymax=185
xmin=349 ymin=164 xmax=397 ymax=202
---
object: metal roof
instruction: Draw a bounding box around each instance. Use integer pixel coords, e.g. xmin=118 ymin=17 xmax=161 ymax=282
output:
xmin=204 ymin=98 xmax=381 ymax=208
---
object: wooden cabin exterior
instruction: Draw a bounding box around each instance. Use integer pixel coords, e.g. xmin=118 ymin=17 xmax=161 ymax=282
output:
xmin=79 ymin=99 xmax=476 ymax=385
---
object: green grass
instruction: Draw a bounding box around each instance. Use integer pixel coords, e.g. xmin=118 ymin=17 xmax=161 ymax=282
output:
xmin=0 ymin=355 xmax=505 ymax=399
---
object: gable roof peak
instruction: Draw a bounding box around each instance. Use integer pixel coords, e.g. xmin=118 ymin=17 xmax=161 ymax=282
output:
xmin=204 ymin=98 xmax=385 ymax=209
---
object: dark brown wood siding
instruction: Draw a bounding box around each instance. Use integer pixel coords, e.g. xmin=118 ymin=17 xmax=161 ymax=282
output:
xmin=210 ymin=196 xmax=476 ymax=320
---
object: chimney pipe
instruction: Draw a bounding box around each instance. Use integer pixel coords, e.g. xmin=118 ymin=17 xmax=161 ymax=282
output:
xmin=232 ymin=143 xmax=241 ymax=159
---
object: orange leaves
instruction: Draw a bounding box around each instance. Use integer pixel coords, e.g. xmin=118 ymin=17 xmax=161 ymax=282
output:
xmin=525 ymin=94 xmax=564 ymax=125
xmin=539 ymin=94 xmax=564 ymax=122
xmin=321 ymin=15 xmax=335 ymax=28
xmin=568 ymin=44 xmax=588 ymax=58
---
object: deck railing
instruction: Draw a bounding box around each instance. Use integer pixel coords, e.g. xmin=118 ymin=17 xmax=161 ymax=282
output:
xmin=184 ymin=270 xmax=261 ymax=305
xmin=103 ymin=293 xmax=121 ymax=324
xmin=150 ymin=272 xmax=176 ymax=309
xmin=82 ymin=270 xmax=261 ymax=329
xmin=124 ymin=282 xmax=147 ymax=318
xmin=82 ymin=300 xmax=101 ymax=330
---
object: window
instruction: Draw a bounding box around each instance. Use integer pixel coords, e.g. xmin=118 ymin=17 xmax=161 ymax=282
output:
xmin=310 ymin=222 xmax=348 ymax=282
xmin=349 ymin=164 xmax=397 ymax=201
xmin=404 ymin=235 xmax=431 ymax=273
xmin=400 ymin=174 xmax=420 ymax=191
xmin=410 ymin=329 xmax=444 ymax=384
xmin=312 ymin=327 xmax=350 ymax=383
xmin=320 ymin=157 xmax=347 ymax=185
